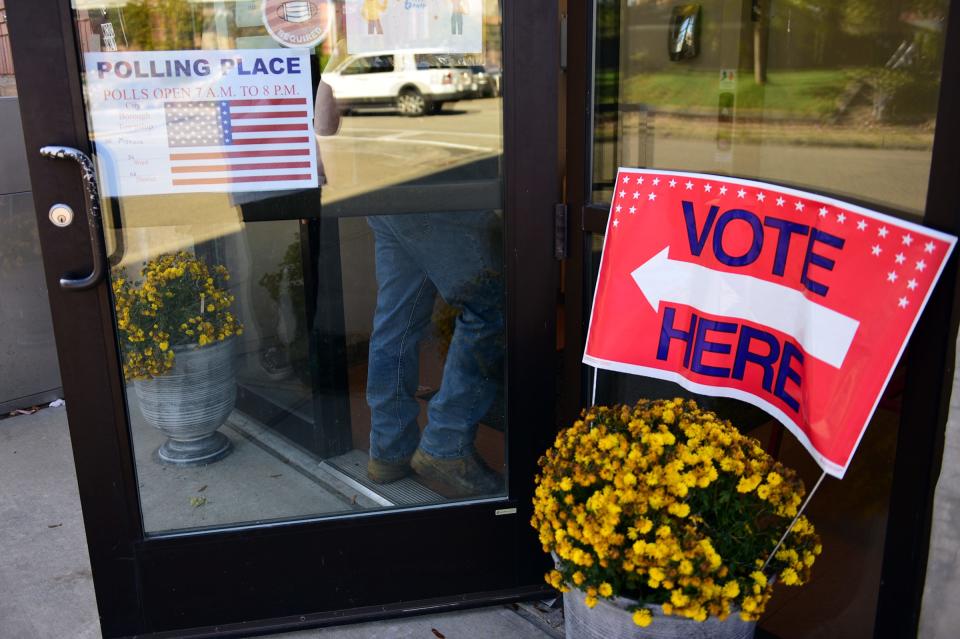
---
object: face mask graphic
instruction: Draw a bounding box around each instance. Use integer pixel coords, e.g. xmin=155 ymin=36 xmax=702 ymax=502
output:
xmin=278 ymin=1 xmax=314 ymax=23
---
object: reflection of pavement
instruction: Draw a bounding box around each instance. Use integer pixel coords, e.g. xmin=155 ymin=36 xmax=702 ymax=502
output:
xmin=319 ymin=97 xmax=502 ymax=209
xmin=599 ymin=136 xmax=931 ymax=217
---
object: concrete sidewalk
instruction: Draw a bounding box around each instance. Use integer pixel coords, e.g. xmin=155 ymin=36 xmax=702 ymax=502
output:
xmin=0 ymin=407 xmax=563 ymax=639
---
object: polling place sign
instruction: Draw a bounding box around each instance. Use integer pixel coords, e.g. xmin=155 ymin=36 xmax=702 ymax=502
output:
xmin=584 ymin=168 xmax=956 ymax=477
xmin=84 ymin=49 xmax=318 ymax=196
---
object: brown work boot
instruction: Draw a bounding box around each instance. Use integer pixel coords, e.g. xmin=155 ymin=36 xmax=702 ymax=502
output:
xmin=367 ymin=455 xmax=412 ymax=484
xmin=410 ymin=448 xmax=503 ymax=498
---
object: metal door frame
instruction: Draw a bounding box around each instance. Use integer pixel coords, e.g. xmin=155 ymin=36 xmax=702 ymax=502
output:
xmin=560 ymin=2 xmax=960 ymax=637
xmin=7 ymin=1 xmax=561 ymax=636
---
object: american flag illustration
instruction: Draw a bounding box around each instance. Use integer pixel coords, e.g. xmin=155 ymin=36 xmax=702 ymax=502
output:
xmin=163 ymin=98 xmax=315 ymax=187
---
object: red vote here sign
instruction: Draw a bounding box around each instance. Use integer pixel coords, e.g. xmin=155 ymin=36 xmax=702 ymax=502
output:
xmin=584 ymin=168 xmax=956 ymax=477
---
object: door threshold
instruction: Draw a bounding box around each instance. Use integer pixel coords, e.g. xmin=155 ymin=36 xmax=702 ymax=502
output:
xmin=227 ymin=411 xmax=443 ymax=509
xmin=323 ymin=448 xmax=443 ymax=506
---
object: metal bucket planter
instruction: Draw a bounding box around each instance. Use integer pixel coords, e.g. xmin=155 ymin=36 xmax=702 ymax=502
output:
xmin=133 ymin=337 xmax=237 ymax=466
xmin=563 ymin=587 xmax=756 ymax=639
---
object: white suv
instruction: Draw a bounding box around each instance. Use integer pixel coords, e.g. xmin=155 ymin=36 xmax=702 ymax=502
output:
xmin=323 ymin=52 xmax=475 ymax=117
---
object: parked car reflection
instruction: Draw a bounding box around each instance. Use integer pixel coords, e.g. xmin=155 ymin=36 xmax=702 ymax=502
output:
xmin=324 ymin=51 xmax=474 ymax=116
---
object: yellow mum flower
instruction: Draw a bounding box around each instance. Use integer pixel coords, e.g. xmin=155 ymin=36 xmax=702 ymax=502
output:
xmin=722 ymin=580 xmax=740 ymax=598
xmin=737 ymin=474 xmax=762 ymax=493
xmin=668 ymin=502 xmax=690 ymax=518
xmin=530 ymin=399 xmax=820 ymax=629
xmin=780 ymin=567 xmax=799 ymax=586
xmin=632 ymin=608 xmax=653 ymax=627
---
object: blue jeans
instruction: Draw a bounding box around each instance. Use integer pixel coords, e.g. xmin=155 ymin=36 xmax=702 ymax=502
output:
xmin=366 ymin=211 xmax=503 ymax=461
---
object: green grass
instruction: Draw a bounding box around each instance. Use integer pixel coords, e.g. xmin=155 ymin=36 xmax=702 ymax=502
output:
xmin=618 ymin=69 xmax=851 ymax=120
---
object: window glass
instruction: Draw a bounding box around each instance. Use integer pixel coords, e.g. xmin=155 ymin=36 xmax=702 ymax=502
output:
xmin=0 ymin=1 xmax=15 ymax=96
xmin=415 ymin=53 xmax=473 ymax=68
xmin=589 ymin=0 xmax=950 ymax=635
xmin=343 ymin=54 xmax=394 ymax=74
xmin=72 ymin=0 xmax=506 ymax=534
xmin=592 ymin=0 xmax=949 ymax=219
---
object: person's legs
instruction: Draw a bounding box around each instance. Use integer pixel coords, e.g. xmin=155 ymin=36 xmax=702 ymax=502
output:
xmin=375 ymin=19 xmax=383 ymax=34
xmin=391 ymin=211 xmax=504 ymax=459
xmin=365 ymin=215 xmax=437 ymax=467
xmin=366 ymin=211 xmax=504 ymax=495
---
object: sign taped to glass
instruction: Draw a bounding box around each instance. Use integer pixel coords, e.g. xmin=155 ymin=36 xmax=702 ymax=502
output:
xmin=345 ymin=0 xmax=482 ymax=54
xmin=584 ymin=168 xmax=957 ymax=478
xmin=83 ymin=49 xmax=318 ymax=196
xmin=263 ymin=0 xmax=333 ymax=48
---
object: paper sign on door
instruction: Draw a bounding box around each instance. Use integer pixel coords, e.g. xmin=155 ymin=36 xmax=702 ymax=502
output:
xmin=345 ymin=0 xmax=482 ymax=54
xmin=84 ymin=49 xmax=318 ymax=197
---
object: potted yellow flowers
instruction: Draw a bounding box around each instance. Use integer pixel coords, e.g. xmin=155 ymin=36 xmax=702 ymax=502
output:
xmin=113 ymin=251 xmax=243 ymax=465
xmin=531 ymin=398 xmax=821 ymax=638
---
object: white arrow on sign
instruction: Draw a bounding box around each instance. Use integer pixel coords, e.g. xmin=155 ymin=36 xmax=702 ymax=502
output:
xmin=630 ymin=247 xmax=859 ymax=369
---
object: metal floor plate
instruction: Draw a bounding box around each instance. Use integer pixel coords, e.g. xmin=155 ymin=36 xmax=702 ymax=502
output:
xmin=325 ymin=449 xmax=442 ymax=506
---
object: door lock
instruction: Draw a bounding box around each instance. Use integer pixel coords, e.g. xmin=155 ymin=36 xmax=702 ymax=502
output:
xmin=48 ymin=203 xmax=74 ymax=227
xmin=39 ymin=146 xmax=105 ymax=291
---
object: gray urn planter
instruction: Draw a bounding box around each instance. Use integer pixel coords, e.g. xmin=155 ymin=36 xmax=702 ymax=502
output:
xmin=563 ymin=587 xmax=756 ymax=639
xmin=133 ymin=337 xmax=237 ymax=466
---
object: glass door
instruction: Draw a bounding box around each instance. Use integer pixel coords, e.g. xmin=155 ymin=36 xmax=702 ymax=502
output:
xmin=8 ymin=0 xmax=560 ymax=636
xmin=563 ymin=1 xmax=960 ymax=638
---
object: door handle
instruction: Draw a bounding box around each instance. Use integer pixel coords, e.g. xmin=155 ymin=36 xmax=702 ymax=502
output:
xmin=39 ymin=145 xmax=106 ymax=291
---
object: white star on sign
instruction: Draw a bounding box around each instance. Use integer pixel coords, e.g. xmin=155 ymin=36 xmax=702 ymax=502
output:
xmin=776 ymin=197 xmax=785 ymax=207
xmin=653 ymin=177 xmax=660 ymax=186
xmin=878 ymin=226 xmax=889 ymax=238
xmin=794 ymin=201 xmax=804 ymax=212
xmin=887 ymin=271 xmax=899 ymax=282
xmin=719 ymin=186 xmax=728 ymax=195
xmin=756 ymin=192 xmax=766 ymax=202
xmin=924 ymin=241 xmax=936 ymax=253
xmin=836 ymin=213 xmax=846 ymax=224
xmin=704 ymin=183 xmax=712 ymax=192
xmin=902 ymin=234 xmax=914 ymax=246
xmin=898 ymin=297 xmax=909 ymax=309
xmin=619 ymin=190 xmax=626 ymax=198
xmin=907 ymin=278 xmax=918 ymax=290
xmin=871 ymin=245 xmax=883 ymax=256
xmin=615 ymin=204 xmax=622 ymax=213
xmin=737 ymin=189 xmax=747 ymax=198
xmin=629 ymin=206 xmax=637 ymax=214
xmin=895 ymin=253 xmax=906 ymax=264
xmin=819 ymin=207 xmax=828 ymax=218
xmin=857 ymin=220 xmax=867 ymax=231
xmin=916 ymin=259 xmax=927 ymax=272
xmin=638 ymin=176 xmax=645 ymax=184
xmin=622 ymin=176 xmax=630 ymax=184
xmin=648 ymin=192 xmax=657 ymax=201
xmin=613 ymin=218 xmax=620 ymax=227
xmin=685 ymin=181 xmax=694 ymax=190
xmin=669 ymin=179 xmax=677 ymax=188
xmin=633 ymin=191 xmax=640 ymax=199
